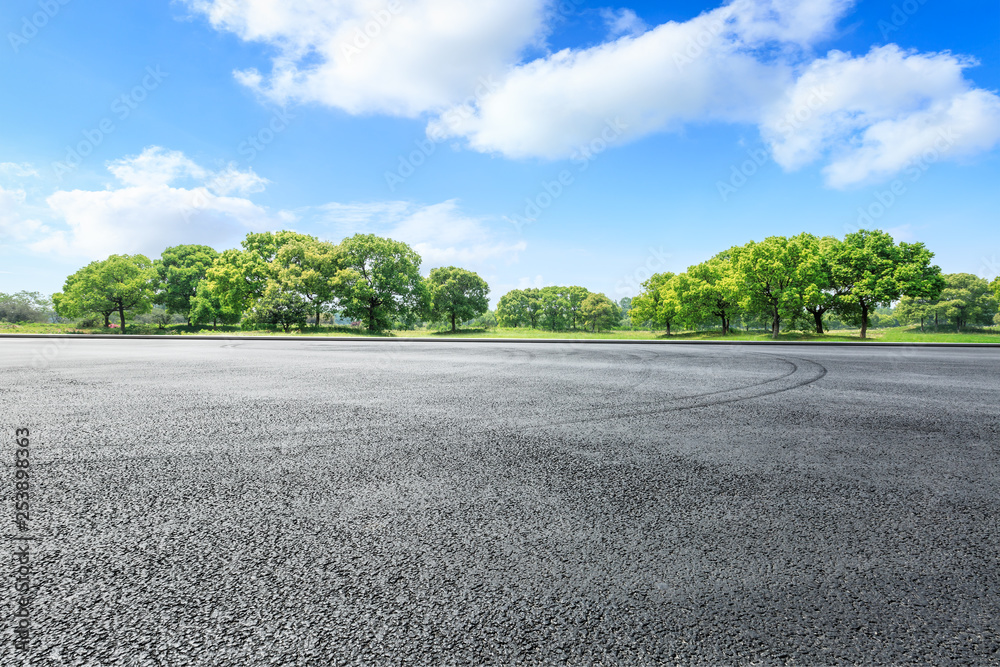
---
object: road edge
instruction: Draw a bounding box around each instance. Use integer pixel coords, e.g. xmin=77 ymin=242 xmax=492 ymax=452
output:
xmin=2 ymin=333 xmax=999 ymax=348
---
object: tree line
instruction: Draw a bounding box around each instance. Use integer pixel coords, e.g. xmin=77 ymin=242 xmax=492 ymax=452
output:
xmin=627 ymin=229 xmax=996 ymax=339
xmin=53 ymin=232 xmax=490 ymax=333
xmin=32 ymin=227 xmax=1000 ymax=337
xmin=496 ymin=287 xmax=623 ymax=332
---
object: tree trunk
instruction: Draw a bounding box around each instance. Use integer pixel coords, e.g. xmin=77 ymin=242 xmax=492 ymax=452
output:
xmin=720 ymin=315 xmax=728 ymax=335
xmin=919 ymin=317 xmax=924 ymax=332
xmin=934 ymin=313 xmax=938 ymax=331
xmin=860 ymin=303 xmax=869 ymax=339
xmin=451 ymin=312 xmax=456 ymax=333
xmin=316 ymin=307 xmax=321 ymax=328
xmin=118 ymin=305 xmax=126 ymax=334
xmin=103 ymin=313 xmax=110 ymax=328
xmin=813 ymin=310 xmax=824 ymax=334
xmin=665 ymin=322 xmax=671 ymax=336
xmin=771 ymin=309 xmax=780 ymax=339
xmin=368 ymin=303 xmax=376 ymax=332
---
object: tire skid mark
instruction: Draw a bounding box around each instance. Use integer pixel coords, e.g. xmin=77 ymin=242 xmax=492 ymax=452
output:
xmin=528 ymin=355 xmax=828 ymax=429
xmin=36 ymin=353 xmax=828 ymax=465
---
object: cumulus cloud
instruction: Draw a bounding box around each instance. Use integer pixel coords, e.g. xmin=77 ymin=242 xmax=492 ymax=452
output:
xmin=190 ymin=0 xmax=1000 ymax=187
xmin=427 ymin=0 xmax=848 ymax=159
xmin=314 ymin=199 xmax=525 ymax=266
xmin=761 ymin=46 xmax=1000 ymax=187
xmin=185 ymin=0 xmax=549 ymax=116
xmin=31 ymin=147 xmax=281 ymax=258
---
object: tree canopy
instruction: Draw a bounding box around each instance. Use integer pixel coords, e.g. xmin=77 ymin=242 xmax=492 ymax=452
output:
xmin=333 ymin=234 xmax=426 ymax=332
xmin=54 ymin=255 xmax=156 ymax=333
xmin=425 ymin=266 xmax=490 ymax=332
xmin=155 ymin=244 xmax=219 ymax=325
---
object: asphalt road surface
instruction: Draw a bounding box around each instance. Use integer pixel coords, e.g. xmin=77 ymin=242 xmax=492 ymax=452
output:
xmin=3 ymin=338 xmax=999 ymax=665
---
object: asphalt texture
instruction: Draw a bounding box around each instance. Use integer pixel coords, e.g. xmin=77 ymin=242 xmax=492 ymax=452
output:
xmin=2 ymin=338 xmax=999 ymax=666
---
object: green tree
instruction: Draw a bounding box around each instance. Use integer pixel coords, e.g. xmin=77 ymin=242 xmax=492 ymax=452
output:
xmin=563 ymin=286 xmax=590 ymax=330
xmin=937 ymin=273 xmax=998 ymax=331
xmin=274 ymin=237 xmax=340 ymax=327
xmin=54 ymin=263 xmax=117 ymax=328
xmin=55 ymin=256 xmax=156 ymax=332
xmin=0 ymin=291 xmax=52 ymax=323
xmin=580 ymin=293 xmax=620 ymax=332
xmin=101 ymin=254 xmax=157 ymax=333
xmin=629 ymin=273 xmax=676 ymax=333
xmin=831 ymin=230 xmax=943 ymax=338
xmin=189 ymin=280 xmax=242 ymax=328
xmin=201 ymin=231 xmax=319 ymax=320
xmin=333 ymin=234 xmax=425 ymax=332
xmin=895 ymin=296 xmax=938 ymax=332
xmin=154 ymin=244 xmax=219 ymax=325
xmin=56 ymin=255 xmax=156 ymax=333
xmin=539 ymin=286 xmax=569 ymax=331
xmin=682 ymin=255 xmax=740 ymax=334
xmin=731 ymin=234 xmax=820 ymax=339
xmin=425 ymin=266 xmax=490 ymax=332
xmin=801 ymin=236 xmax=849 ymax=334
xmin=244 ymin=281 xmax=310 ymax=332
xmin=522 ymin=288 xmax=543 ymax=328
xmin=497 ymin=289 xmax=528 ymax=327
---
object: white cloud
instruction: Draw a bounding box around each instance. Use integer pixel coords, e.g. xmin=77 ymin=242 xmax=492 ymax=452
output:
xmin=185 ymin=0 xmax=549 ymax=116
xmin=761 ymin=46 xmax=1000 ymax=187
xmin=190 ymin=0 xmax=1000 ymax=187
xmin=30 ymin=147 xmax=282 ymax=258
xmin=107 ymin=147 xmax=209 ymax=187
xmin=427 ymin=0 xmax=850 ymax=159
xmin=0 ymin=187 xmax=47 ymax=242
xmin=314 ymin=199 xmax=525 ymax=266
xmin=206 ymin=164 xmax=270 ymax=196
xmin=0 ymin=162 xmax=39 ymax=179
xmin=600 ymin=8 xmax=648 ymax=38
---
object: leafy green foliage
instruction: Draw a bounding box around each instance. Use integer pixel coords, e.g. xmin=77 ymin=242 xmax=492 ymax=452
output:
xmin=497 ymin=289 xmax=531 ymax=327
xmin=54 ymin=255 xmax=156 ymax=333
xmin=496 ymin=286 xmax=602 ymax=331
xmin=333 ymin=234 xmax=425 ymax=332
xmin=154 ymin=244 xmax=219 ymax=324
xmin=425 ymin=266 xmax=490 ymax=332
xmin=539 ymin=286 xmax=569 ymax=331
xmin=189 ymin=273 xmax=242 ymax=328
xmin=244 ymin=281 xmax=310 ymax=332
xmin=274 ymin=237 xmax=341 ymax=327
xmin=0 ymin=291 xmax=52 ymax=323
xmin=832 ymin=230 xmax=943 ymax=338
xmin=580 ymin=293 xmax=620 ymax=332
xmin=680 ymin=256 xmax=740 ymax=334
xmin=629 ymin=272 xmax=673 ymax=331
xmin=731 ymin=234 xmax=821 ymax=338
xmin=937 ymin=273 xmax=998 ymax=331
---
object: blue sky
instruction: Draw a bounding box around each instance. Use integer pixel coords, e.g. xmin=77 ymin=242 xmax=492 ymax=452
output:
xmin=2 ymin=0 xmax=998 ymax=304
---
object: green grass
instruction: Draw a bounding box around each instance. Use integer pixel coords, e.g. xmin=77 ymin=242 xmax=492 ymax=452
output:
xmin=3 ymin=321 xmax=998 ymax=343
xmin=877 ymin=325 xmax=1000 ymax=343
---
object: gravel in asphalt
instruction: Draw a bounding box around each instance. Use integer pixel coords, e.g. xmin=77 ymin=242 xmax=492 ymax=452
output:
xmin=2 ymin=339 xmax=999 ymax=665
